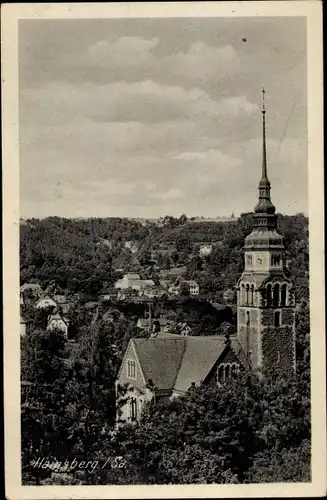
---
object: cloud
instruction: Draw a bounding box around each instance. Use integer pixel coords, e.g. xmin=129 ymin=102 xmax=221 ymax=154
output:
xmin=21 ymin=79 xmax=257 ymax=129
xmin=19 ymin=18 xmax=307 ymax=218
xmin=151 ymin=188 xmax=185 ymax=200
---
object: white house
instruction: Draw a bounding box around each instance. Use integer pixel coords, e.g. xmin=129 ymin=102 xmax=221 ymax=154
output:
xmin=124 ymin=241 xmax=138 ymax=254
xmin=184 ymin=280 xmax=200 ymax=296
xmin=35 ymin=295 xmax=58 ymax=309
xmin=47 ymin=312 xmax=70 ymax=337
xmin=199 ymin=244 xmax=213 ymax=257
xmin=114 ymin=273 xmax=141 ymax=290
xmin=115 ymin=274 xmax=155 ymax=294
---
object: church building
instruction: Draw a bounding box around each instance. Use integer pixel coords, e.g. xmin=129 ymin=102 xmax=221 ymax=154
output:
xmin=116 ymin=91 xmax=296 ymax=425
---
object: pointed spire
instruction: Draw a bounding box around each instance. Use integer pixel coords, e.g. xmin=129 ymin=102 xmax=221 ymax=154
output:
xmin=261 ymin=87 xmax=268 ymax=181
xmin=253 ymin=88 xmax=276 ymax=224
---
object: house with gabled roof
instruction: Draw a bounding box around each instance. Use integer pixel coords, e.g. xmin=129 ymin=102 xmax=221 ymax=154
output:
xmin=46 ymin=311 xmax=70 ymax=338
xmin=35 ymin=295 xmax=58 ymax=310
xmin=116 ymin=333 xmax=248 ymax=424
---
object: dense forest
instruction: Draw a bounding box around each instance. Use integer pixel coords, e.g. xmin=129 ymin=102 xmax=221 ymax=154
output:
xmin=20 ymin=214 xmax=310 ymax=485
xmin=20 ymin=213 xmax=309 ymax=300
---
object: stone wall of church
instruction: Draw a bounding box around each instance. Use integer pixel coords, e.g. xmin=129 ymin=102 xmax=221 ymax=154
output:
xmin=237 ymin=307 xmax=261 ymax=371
xmin=261 ymin=325 xmax=295 ymax=374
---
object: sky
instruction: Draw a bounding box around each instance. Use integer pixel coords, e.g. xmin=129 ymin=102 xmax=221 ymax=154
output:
xmin=19 ymin=17 xmax=307 ymax=219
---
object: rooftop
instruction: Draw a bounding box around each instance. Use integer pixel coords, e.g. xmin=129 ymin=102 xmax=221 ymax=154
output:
xmin=129 ymin=335 xmax=247 ymax=393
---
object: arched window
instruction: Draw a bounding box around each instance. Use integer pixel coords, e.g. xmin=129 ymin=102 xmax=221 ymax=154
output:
xmin=231 ymin=363 xmax=238 ymax=378
xmin=250 ymin=285 xmax=255 ymax=305
xmin=127 ymin=359 xmax=136 ymax=379
xmin=225 ymin=364 xmax=230 ymax=380
xmin=130 ymin=397 xmax=138 ymax=421
xmin=281 ymin=284 xmax=287 ymax=307
xmin=245 ymin=284 xmax=249 ymax=305
xmin=246 ymin=311 xmax=250 ymax=326
xmin=241 ymin=284 xmax=245 ymax=305
xmin=217 ymin=365 xmax=225 ymax=384
xmin=273 ymin=284 xmax=280 ymax=307
xmin=266 ymin=284 xmax=272 ymax=307
xmin=274 ymin=311 xmax=280 ymax=327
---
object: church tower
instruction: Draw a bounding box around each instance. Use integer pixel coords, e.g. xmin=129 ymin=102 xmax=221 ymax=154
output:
xmin=237 ymin=89 xmax=296 ymax=375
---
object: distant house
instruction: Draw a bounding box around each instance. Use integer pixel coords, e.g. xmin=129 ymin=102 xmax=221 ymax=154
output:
xmin=116 ymin=335 xmax=248 ymax=424
xmin=47 ymin=312 xmax=70 ymax=337
xmin=199 ymin=244 xmax=213 ymax=257
xmin=179 ymin=280 xmax=200 ymax=296
xmin=175 ymin=322 xmax=192 ymax=336
xmin=115 ymin=273 xmax=155 ymax=294
xmin=35 ymin=295 xmax=58 ymax=310
xmin=115 ymin=273 xmax=141 ymax=290
xmin=159 ymin=266 xmax=187 ymax=279
xmin=20 ymin=283 xmax=43 ymax=297
xmin=124 ymin=241 xmax=138 ymax=254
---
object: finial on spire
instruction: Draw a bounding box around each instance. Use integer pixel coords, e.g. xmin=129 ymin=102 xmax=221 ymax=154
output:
xmin=262 ymin=86 xmax=266 ymax=113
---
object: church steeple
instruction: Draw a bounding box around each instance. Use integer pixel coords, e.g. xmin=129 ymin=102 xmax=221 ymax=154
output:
xmin=237 ymin=90 xmax=296 ymax=377
xmin=253 ymin=88 xmax=277 ymax=230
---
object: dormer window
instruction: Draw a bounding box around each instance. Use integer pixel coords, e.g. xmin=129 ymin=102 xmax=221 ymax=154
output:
xmin=127 ymin=359 xmax=136 ymax=379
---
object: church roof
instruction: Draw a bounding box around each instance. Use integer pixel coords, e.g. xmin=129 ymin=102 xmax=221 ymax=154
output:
xmin=130 ymin=335 xmax=248 ymax=393
xmin=132 ymin=337 xmax=185 ymax=391
xmin=173 ymin=336 xmax=227 ymax=393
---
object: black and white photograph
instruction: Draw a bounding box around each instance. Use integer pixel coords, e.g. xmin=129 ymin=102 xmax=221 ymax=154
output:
xmin=2 ymin=2 xmax=325 ymax=499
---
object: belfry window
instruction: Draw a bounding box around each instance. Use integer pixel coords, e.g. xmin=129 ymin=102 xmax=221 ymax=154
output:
xmin=273 ymin=284 xmax=280 ymax=307
xmin=274 ymin=311 xmax=280 ymax=327
xmin=266 ymin=284 xmax=272 ymax=307
xmin=245 ymin=284 xmax=249 ymax=305
xmin=250 ymin=285 xmax=255 ymax=305
xmin=281 ymin=284 xmax=287 ymax=307
xmin=241 ymin=284 xmax=245 ymax=305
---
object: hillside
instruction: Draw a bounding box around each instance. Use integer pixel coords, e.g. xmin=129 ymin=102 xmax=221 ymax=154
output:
xmin=20 ymin=214 xmax=309 ymax=300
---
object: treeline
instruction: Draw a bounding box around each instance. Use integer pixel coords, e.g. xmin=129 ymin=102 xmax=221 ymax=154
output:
xmin=21 ymin=317 xmax=311 ymax=485
xmin=20 ymin=214 xmax=309 ymax=300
